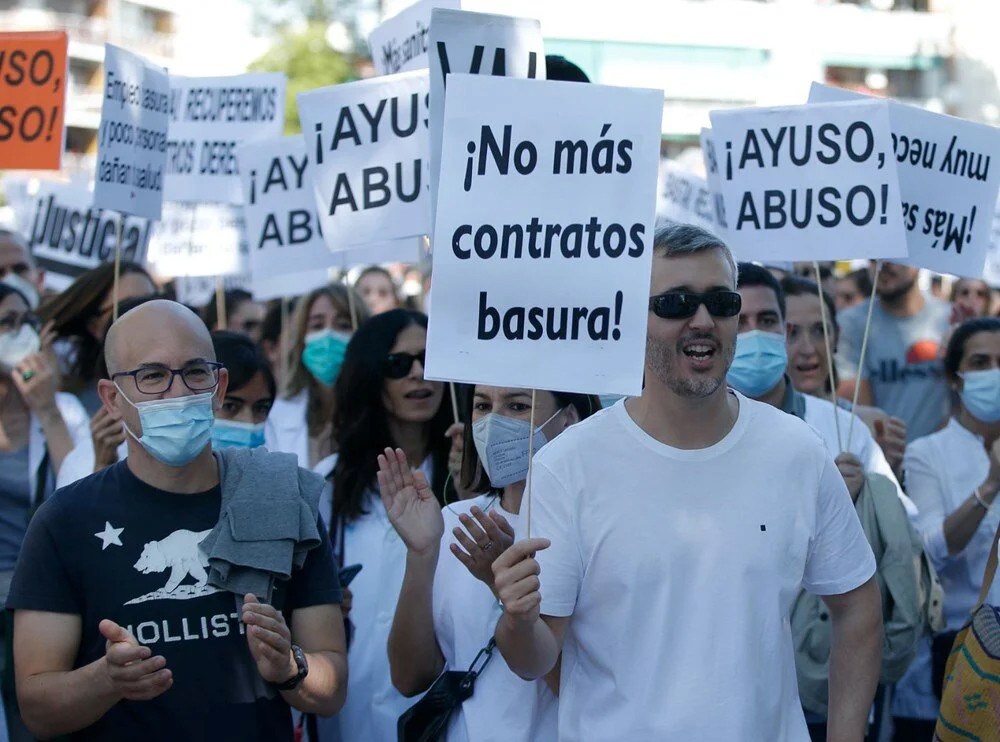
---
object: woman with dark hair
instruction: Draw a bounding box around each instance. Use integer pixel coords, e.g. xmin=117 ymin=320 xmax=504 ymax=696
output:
xmin=265 ymin=285 xmax=369 ymax=467
xmin=209 ymin=330 xmax=276 ymax=449
xmin=379 ymin=385 xmax=598 ymax=741
xmin=0 ymin=283 xmax=91 ymax=589
xmin=203 ymin=289 xmax=267 ymax=343
xmin=39 ymin=261 xmax=156 ymax=415
xmin=312 ymin=308 xmax=452 ymax=742
xmin=891 ymin=317 xmax=1000 ymax=739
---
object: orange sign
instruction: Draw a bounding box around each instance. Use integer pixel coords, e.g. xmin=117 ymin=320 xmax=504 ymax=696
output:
xmin=0 ymin=31 xmax=68 ymax=170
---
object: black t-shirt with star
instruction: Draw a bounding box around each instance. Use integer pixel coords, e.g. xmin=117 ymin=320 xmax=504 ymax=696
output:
xmin=6 ymin=460 xmax=342 ymax=742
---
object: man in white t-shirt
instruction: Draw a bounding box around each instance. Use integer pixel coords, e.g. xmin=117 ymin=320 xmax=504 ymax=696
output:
xmin=729 ymin=263 xmax=915 ymax=517
xmin=492 ymin=223 xmax=882 ymax=742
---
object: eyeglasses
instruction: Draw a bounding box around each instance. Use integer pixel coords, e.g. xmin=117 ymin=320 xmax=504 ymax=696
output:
xmin=383 ymin=350 xmax=425 ymax=379
xmin=112 ymin=360 xmax=223 ymax=395
xmin=0 ymin=311 xmax=41 ymax=335
xmin=649 ymin=291 xmax=742 ymax=320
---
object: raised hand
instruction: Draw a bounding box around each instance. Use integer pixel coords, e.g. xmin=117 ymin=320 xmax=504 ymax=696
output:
xmin=242 ymin=593 xmax=296 ymax=685
xmin=91 ymin=407 xmax=126 ymax=469
xmin=376 ymin=447 xmax=444 ymax=557
xmin=450 ymin=505 xmax=515 ymax=590
xmin=99 ymin=619 xmax=172 ymax=701
xmin=492 ymin=538 xmax=550 ymax=626
xmin=11 ymin=352 xmax=58 ymax=415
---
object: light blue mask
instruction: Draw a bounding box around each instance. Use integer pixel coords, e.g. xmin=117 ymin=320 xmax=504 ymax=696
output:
xmin=118 ymin=388 xmax=215 ymax=467
xmin=211 ymin=419 xmax=266 ymax=449
xmin=726 ymin=330 xmax=788 ymax=398
xmin=302 ymin=329 xmax=350 ymax=386
xmin=960 ymin=368 xmax=1000 ymax=423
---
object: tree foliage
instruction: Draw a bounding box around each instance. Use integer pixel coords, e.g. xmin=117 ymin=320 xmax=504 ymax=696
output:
xmin=248 ymin=22 xmax=356 ymax=134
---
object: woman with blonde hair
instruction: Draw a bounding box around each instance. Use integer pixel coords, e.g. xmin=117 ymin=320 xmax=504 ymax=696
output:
xmin=265 ymin=284 xmax=368 ymax=467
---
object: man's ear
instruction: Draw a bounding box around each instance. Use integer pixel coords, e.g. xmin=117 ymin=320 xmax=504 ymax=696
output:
xmin=562 ymin=404 xmax=580 ymax=429
xmin=97 ymin=378 xmax=122 ymax=421
xmin=214 ymin=368 xmax=230 ymax=410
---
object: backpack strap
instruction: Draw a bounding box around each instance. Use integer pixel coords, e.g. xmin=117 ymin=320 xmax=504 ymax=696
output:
xmin=974 ymin=521 xmax=1000 ymax=611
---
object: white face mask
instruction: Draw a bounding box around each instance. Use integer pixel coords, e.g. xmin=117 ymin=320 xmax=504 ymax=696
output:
xmin=0 ymin=325 xmax=40 ymax=372
xmin=471 ymin=407 xmax=564 ymax=487
xmin=1 ymin=273 xmax=39 ymax=310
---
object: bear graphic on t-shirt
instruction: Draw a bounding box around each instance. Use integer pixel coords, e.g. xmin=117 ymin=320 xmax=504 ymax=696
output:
xmin=126 ymin=529 xmax=217 ymax=605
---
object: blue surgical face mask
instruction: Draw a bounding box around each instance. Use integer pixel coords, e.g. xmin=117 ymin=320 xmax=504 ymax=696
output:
xmin=117 ymin=387 xmax=216 ymax=467
xmin=211 ymin=419 xmax=266 ymax=449
xmin=472 ymin=408 xmax=562 ymax=487
xmin=726 ymin=329 xmax=788 ymax=398
xmin=960 ymin=368 xmax=1000 ymax=423
xmin=302 ymin=329 xmax=350 ymax=386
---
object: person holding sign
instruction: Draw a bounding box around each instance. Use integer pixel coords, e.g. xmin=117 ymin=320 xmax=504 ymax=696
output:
xmin=266 ymin=286 xmax=369 ymax=468
xmin=492 ymin=223 xmax=882 ymax=741
xmin=781 ymin=277 xmax=908 ymax=481
xmin=6 ymin=300 xmax=347 ymax=741
xmin=380 ymin=386 xmax=598 ymax=742
xmin=729 ymin=264 xmax=910 ymax=512
xmin=891 ymin=317 xmax=1000 ymax=738
xmin=836 ymin=262 xmax=951 ymax=442
xmin=313 ymin=309 xmax=454 ymax=742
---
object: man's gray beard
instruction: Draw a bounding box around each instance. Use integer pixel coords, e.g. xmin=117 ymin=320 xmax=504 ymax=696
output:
xmin=647 ymin=338 xmax=726 ymax=399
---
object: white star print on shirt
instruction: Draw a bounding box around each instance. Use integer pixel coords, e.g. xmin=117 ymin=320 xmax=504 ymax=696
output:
xmin=94 ymin=522 xmax=124 ymax=550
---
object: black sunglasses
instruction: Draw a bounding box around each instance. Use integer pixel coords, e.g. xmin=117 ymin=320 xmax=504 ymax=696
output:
xmin=649 ymin=291 xmax=742 ymax=320
xmin=383 ymin=350 xmax=425 ymax=379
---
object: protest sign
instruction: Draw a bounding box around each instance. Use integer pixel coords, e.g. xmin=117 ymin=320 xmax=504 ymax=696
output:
xmin=708 ymin=100 xmax=907 ymax=263
xmin=428 ymin=9 xmax=544 ymax=221
xmin=698 ymin=128 xmax=729 ymax=237
xmin=146 ymin=203 xmax=248 ymax=277
xmin=424 ymin=75 xmax=662 ymax=396
xmin=369 ymin=0 xmax=461 ymax=76
xmin=164 ymin=72 xmax=285 ymax=204
xmin=984 ymin=197 xmax=1000 ymax=286
xmin=94 ymin=44 xmax=169 ymax=221
xmin=296 ymin=70 xmax=431 ymax=250
xmin=810 ymin=83 xmax=1000 ymax=279
xmin=237 ymin=136 xmax=333 ymax=298
xmin=0 ymin=32 xmax=67 ymax=170
xmin=27 ymin=181 xmax=151 ymax=284
xmin=175 ymin=273 xmax=252 ymax=307
xmin=658 ymin=161 xmax=726 ymax=239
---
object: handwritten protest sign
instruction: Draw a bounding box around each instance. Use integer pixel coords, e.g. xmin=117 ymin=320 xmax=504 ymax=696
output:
xmin=425 ymin=75 xmax=662 ymax=396
xmin=164 ymin=72 xmax=285 ymax=204
xmin=94 ymin=44 xmax=169 ymax=221
xmin=658 ymin=161 xmax=726 ymax=240
xmin=709 ymin=100 xmax=907 ymax=263
xmin=27 ymin=181 xmax=151 ymax=285
xmin=698 ymin=128 xmax=729 ymax=237
xmin=810 ymin=83 xmax=1000 ymax=278
xmin=0 ymin=32 xmax=67 ymax=170
xmin=428 ymin=9 xmax=544 ymax=221
xmin=146 ymin=203 xmax=248 ymax=277
xmin=296 ymin=70 xmax=430 ymax=250
xmin=369 ymin=0 xmax=461 ymax=76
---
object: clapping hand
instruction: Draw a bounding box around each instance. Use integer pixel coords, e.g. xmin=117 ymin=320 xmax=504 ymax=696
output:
xmin=377 ymin=447 xmax=443 ymax=558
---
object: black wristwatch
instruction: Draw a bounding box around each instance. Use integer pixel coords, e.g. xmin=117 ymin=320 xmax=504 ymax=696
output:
xmin=275 ymin=645 xmax=308 ymax=691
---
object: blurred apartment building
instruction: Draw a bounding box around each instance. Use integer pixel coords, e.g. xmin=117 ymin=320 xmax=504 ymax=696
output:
xmin=460 ymin=0 xmax=997 ymax=157
xmin=0 ymin=0 xmax=177 ymax=171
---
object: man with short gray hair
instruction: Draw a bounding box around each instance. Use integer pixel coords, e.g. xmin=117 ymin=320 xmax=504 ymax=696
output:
xmin=492 ymin=222 xmax=883 ymax=741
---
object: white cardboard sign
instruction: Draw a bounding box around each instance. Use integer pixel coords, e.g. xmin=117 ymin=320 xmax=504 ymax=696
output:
xmin=699 ymin=127 xmax=730 ymax=239
xmin=27 ymin=181 xmax=151 ymax=283
xmin=146 ymin=203 xmax=248 ymax=278
xmin=658 ymin=161 xmax=727 ymax=240
xmin=164 ymin=72 xmax=286 ymax=204
xmin=236 ymin=136 xmax=334 ymax=298
xmin=709 ymin=100 xmax=908 ymax=263
xmin=296 ymin=70 xmax=431 ymax=250
xmin=809 ymin=83 xmax=1000 ymax=279
xmin=369 ymin=0 xmax=461 ymax=76
xmin=428 ymin=8 xmax=544 ymax=224
xmin=94 ymin=44 xmax=169 ymax=220
xmin=425 ymin=75 xmax=663 ymax=396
